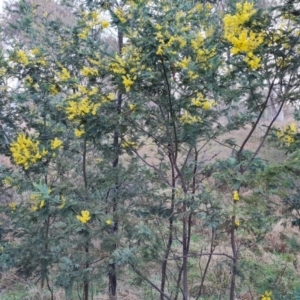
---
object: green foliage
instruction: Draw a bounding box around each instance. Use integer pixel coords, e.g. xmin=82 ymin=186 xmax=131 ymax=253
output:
xmin=1 ymin=0 xmax=300 ymax=299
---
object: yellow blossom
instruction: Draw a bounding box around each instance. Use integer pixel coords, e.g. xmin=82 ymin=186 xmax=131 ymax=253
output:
xmin=78 ymin=28 xmax=89 ymax=39
xmin=56 ymin=68 xmax=71 ymax=81
xmin=2 ymin=177 xmax=13 ymax=186
xmin=75 ymin=128 xmax=85 ymax=137
xmin=244 ymin=52 xmax=261 ymax=70
xmin=202 ymin=101 xmax=214 ymax=110
xmin=191 ymin=98 xmax=202 ymax=107
xmin=24 ymin=76 xmax=33 ymax=86
xmin=77 ymin=210 xmax=91 ymax=223
xmin=235 ymin=219 xmax=240 ymax=227
xmin=156 ymin=45 xmax=164 ymax=55
xmin=14 ymin=50 xmax=29 ymax=65
xmin=36 ymin=58 xmax=48 ymax=66
xmin=233 ymin=190 xmax=240 ymax=201
xmin=40 ymin=199 xmax=45 ymax=209
xmin=88 ymin=86 xmax=98 ymax=96
xmin=10 ymin=134 xmax=47 ymax=169
xmin=81 ymin=66 xmax=98 ymax=77
xmin=179 ymin=111 xmax=202 ymax=124
xmin=88 ymin=57 xmax=102 ymax=66
xmin=175 ymin=57 xmax=191 ymax=69
xmin=223 ymin=1 xmax=264 ymax=69
xmin=107 ymin=93 xmax=115 ymax=101
xmin=122 ymin=75 xmax=135 ymax=92
xmin=106 ymin=219 xmax=112 ymax=225
xmin=206 ymin=3 xmax=213 ymax=10
xmin=58 ymin=196 xmax=66 ymax=209
xmin=276 ymin=123 xmax=297 ymax=146
xmin=188 ymin=70 xmax=199 ymax=80
xmin=51 ymin=138 xmax=63 ymax=150
xmin=261 ymin=290 xmax=272 ymax=300
xmin=129 ymin=103 xmax=136 ymax=111
xmin=30 ymin=193 xmax=45 ymax=211
xmin=109 ymin=55 xmax=126 ymax=74
xmin=101 ymin=20 xmax=110 ymax=28
xmin=114 ymin=7 xmax=126 ymax=23
xmin=121 ymin=139 xmax=138 ymax=149
xmin=0 ymin=68 xmax=7 ymax=76
xmin=66 ymin=98 xmax=93 ymax=120
xmin=31 ymin=48 xmax=40 ymax=55
xmin=49 ymin=85 xmax=59 ymax=95
xmin=9 ymin=202 xmax=17 ymax=211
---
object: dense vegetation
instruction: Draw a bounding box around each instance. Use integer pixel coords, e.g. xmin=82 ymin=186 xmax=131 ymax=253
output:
xmin=1 ymin=0 xmax=300 ymax=299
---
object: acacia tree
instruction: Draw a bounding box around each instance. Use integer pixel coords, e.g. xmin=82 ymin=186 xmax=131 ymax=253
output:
xmin=1 ymin=0 xmax=300 ymax=299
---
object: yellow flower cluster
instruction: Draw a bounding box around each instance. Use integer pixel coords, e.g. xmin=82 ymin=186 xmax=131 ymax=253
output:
xmin=86 ymin=11 xmax=110 ymax=28
xmin=81 ymin=66 xmax=99 ymax=77
xmin=179 ymin=111 xmax=202 ymax=124
xmin=24 ymin=76 xmax=33 ymax=86
xmin=109 ymin=54 xmax=127 ymax=75
xmin=51 ymin=138 xmax=63 ymax=150
xmin=120 ymin=139 xmax=138 ymax=149
xmin=233 ymin=190 xmax=240 ymax=201
xmin=2 ymin=176 xmax=13 ymax=186
xmin=191 ymin=92 xmax=216 ymax=110
xmin=14 ymin=50 xmax=29 ymax=66
xmin=175 ymin=57 xmax=191 ymax=69
xmin=35 ymin=57 xmax=48 ymax=67
xmin=0 ymin=67 xmax=7 ymax=77
xmin=78 ymin=11 xmax=109 ymax=39
xmin=261 ymin=291 xmax=272 ymax=300
xmin=75 ymin=128 xmax=85 ymax=138
xmin=66 ymin=97 xmax=100 ymax=120
xmin=77 ymin=210 xmax=91 ymax=223
xmin=56 ymin=68 xmax=71 ymax=81
xmin=109 ymin=53 xmax=139 ymax=92
xmin=30 ymin=193 xmax=45 ymax=211
xmin=122 ymin=75 xmax=135 ymax=92
xmin=155 ymin=30 xmax=186 ymax=56
xmin=129 ymin=103 xmax=136 ymax=111
xmin=10 ymin=134 xmax=48 ymax=169
xmin=276 ymin=122 xmax=297 ymax=146
xmin=49 ymin=85 xmax=59 ymax=95
xmin=58 ymin=196 xmax=66 ymax=209
xmin=223 ymin=1 xmax=264 ymax=69
xmin=191 ymin=32 xmax=216 ymax=66
xmin=64 ymin=86 xmax=114 ymax=134
xmin=9 ymin=202 xmax=17 ymax=211
xmin=11 ymin=47 xmax=45 ymax=68
xmin=31 ymin=48 xmax=40 ymax=55
xmin=78 ymin=30 xmax=88 ymax=40
xmin=88 ymin=55 xmax=102 ymax=67
xmin=114 ymin=7 xmax=126 ymax=23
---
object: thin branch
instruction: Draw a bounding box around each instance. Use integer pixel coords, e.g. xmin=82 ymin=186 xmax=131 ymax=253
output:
xmin=165 ymin=252 xmax=234 ymax=261
xmin=242 ymin=96 xmax=285 ymax=173
xmin=130 ymin=265 xmax=173 ymax=300
xmin=237 ymin=78 xmax=275 ymax=163
xmin=132 ymin=148 xmax=172 ymax=187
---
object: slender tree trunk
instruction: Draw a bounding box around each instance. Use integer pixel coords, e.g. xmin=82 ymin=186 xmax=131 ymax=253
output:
xmin=196 ymin=229 xmax=215 ymax=300
xmin=160 ymin=161 xmax=175 ymax=299
xmin=82 ymin=139 xmax=89 ymax=300
xmin=229 ymin=216 xmax=237 ymax=300
xmin=182 ymin=206 xmax=189 ymax=300
xmin=108 ymin=28 xmax=123 ymax=300
xmin=84 ymin=244 xmax=89 ymax=300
